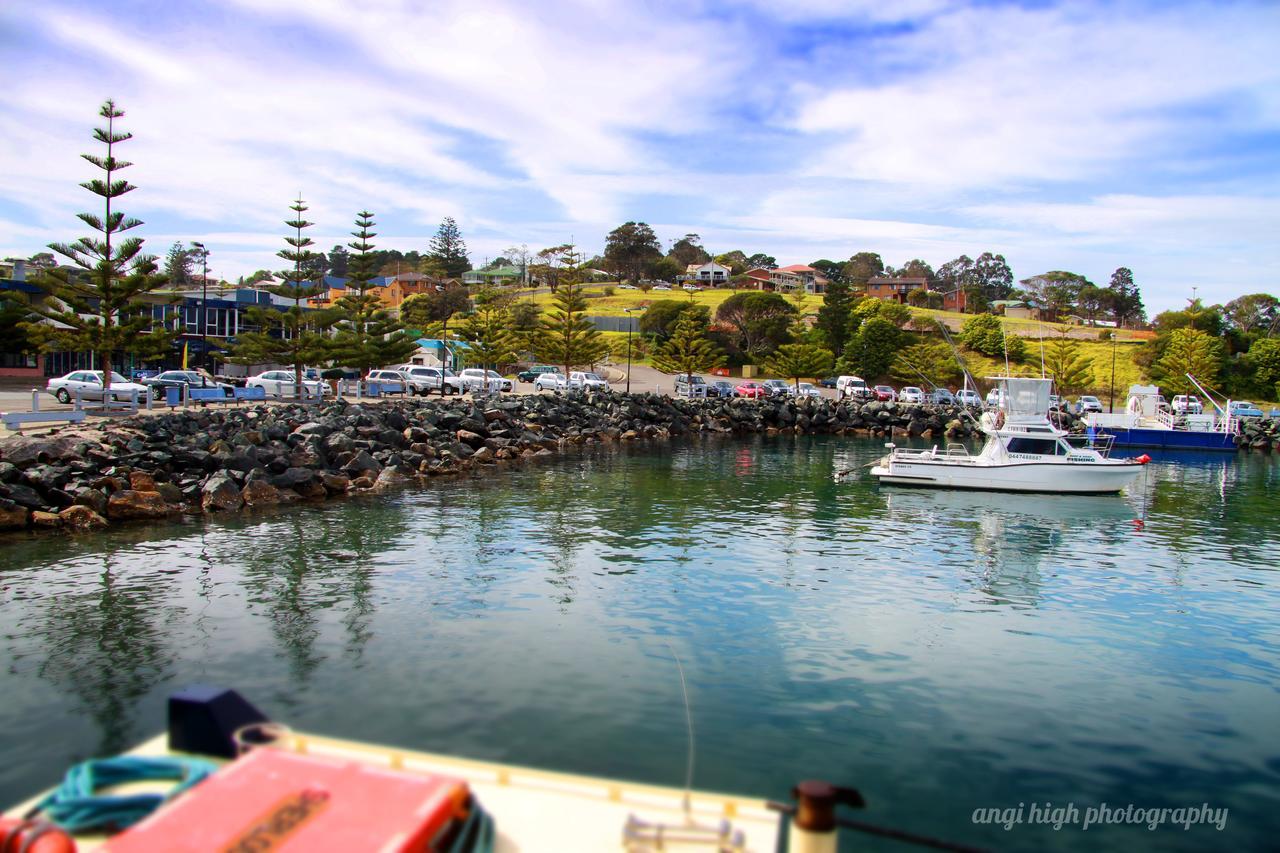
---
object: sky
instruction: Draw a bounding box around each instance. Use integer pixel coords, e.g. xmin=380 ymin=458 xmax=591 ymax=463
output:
xmin=0 ymin=0 xmax=1277 ymax=313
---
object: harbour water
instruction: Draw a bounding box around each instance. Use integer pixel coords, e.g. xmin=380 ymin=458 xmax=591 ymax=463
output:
xmin=1 ymin=436 xmax=1277 ymax=850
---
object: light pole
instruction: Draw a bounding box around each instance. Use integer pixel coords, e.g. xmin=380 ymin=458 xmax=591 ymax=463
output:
xmin=192 ymin=242 xmax=210 ymax=386
xmin=1108 ymin=331 xmax=1118 ymax=413
xmin=624 ymin=307 xmax=645 ymax=394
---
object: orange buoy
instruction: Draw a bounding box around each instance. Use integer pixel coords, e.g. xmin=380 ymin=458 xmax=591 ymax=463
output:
xmin=1135 ymin=454 xmax=1152 ymax=464
xmin=0 ymin=818 xmax=77 ymax=853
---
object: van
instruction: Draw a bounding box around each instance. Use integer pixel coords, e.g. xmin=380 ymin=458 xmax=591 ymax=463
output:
xmin=835 ymin=375 xmax=871 ymax=401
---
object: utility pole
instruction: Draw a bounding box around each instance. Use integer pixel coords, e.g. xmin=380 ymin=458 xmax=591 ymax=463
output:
xmin=192 ymin=241 xmax=210 ymax=385
xmin=624 ymin=306 xmax=645 ymax=394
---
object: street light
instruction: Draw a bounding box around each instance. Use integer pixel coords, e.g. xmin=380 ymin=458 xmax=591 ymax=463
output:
xmin=191 ymin=242 xmax=210 ymax=386
xmin=1108 ymin=330 xmax=1118 ymax=413
xmin=623 ymin=306 xmax=646 ymax=394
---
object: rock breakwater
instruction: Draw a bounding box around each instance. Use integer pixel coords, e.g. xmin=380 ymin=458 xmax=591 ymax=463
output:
xmin=0 ymin=393 xmax=1082 ymax=532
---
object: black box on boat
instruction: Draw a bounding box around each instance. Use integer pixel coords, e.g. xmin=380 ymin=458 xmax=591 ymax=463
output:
xmin=168 ymin=685 xmax=268 ymax=758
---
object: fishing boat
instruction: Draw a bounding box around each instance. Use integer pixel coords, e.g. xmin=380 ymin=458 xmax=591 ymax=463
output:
xmin=870 ymin=377 xmax=1147 ymax=494
xmin=2 ymin=687 xmax=982 ymax=853
xmin=1084 ymin=384 xmax=1238 ymax=452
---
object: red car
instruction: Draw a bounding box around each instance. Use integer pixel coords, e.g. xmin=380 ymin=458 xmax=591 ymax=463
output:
xmin=735 ymin=381 xmax=767 ymax=399
xmin=874 ymin=385 xmax=897 ymax=402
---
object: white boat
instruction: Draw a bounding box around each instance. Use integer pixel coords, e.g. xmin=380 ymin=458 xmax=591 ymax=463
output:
xmin=870 ymin=377 xmax=1147 ymax=494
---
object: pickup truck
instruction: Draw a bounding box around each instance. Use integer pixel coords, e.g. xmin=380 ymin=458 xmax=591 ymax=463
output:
xmin=394 ymin=364 xmax=464 ymax=395
xmin=570 ymin=371 xmax=609 ymax=391
xmin=674 ymin=374 xmax=708 ymax=398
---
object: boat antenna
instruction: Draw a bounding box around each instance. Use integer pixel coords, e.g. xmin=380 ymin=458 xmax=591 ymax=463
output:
xmin=666 ymin=641 xmax=696 ymax=818
xmin=1037 ymin=321 xmax=1046 ymax=378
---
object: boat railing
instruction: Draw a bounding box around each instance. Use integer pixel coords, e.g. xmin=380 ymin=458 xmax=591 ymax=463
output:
xmin=1066 ymin=433 xmax=1115 ymax=458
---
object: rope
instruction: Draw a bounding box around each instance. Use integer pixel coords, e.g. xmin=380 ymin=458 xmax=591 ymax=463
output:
xmin=448 ymin=798 xmax=496 ymax=853
xmin=28 ymin=756 xmax=218 ymax=833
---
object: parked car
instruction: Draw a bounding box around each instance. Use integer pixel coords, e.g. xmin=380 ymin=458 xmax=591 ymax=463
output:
xmin=395 ymin=364 xmax=463 ymax=395
xmin=1076 ymin=395 xmax=1104 ymax=414
xmin=1048 ymin=394 xmax=1063 ymax=412
xmin=459 ymin=368 xmax=505 ymax=393
xmin=706 ymin=380 xmax=736 ymax=398
xmin=652 ymin=284 xmax=672 ymax=291
xmin=681 ymin=284 xmax=699 ymax=292
xmin=491 ymin=371 xmax=515 ymax=392
xmin=534 ymin=371 xmax=569 ymax=392
xmin=835 ymin=375 xmax=872 ymax=401
xmin=245 ymin=370 xmax=328 ymax=399
xmin=365 ymin=369 xmax=409 ymax=395
xmin=1228 ymin=400 xmax=1264 ymax=418
xmin=985 ymin=388 xmax=1008 ymax=409
xmin=873 ymin=385 xmax=897 ymax=402
xmin=47 ymin=370 xmax=152 ymax=404
xmin=570 ymin=371 xmax=609 ymax=391
xmin=795 ymin=382 xmax=821 ymax=398
xmin=900 ymin=386 xmax=925 ymax=404
xmin=517 ymin=365 xmax=560 ymax=383
xmin=818 ymin=377 xmax=838 ymax=389
xmin=619 ymin=284 xmax=638 ymax=290
xmin=140 ymin=370 xmax=234 ymax=397
xmin=674 ymin=374 xmax=708 ymax=398
xmin=734 ymin=381 xmax=767 ymax=399
xmin=956 ymin=389 xmax=982 ymax=407
xmin=761 ymin=379 xmax=791 ymax=398
xmin=1171 ymin=395 xmax=1203 ymax=415
xmin=930 ymin=388 xmax=956 ymax=406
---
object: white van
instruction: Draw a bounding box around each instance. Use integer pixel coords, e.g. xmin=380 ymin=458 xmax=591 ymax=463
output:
xmin=835 ymin=375 xmax=871 ymax=401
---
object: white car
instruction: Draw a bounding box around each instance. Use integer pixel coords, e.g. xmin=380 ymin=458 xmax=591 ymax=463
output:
xmin=245 ymin=370 xmax=328 ymax=399
xmin=488 ymin=370 xmax=514 ymax=392
xmin=835 ymin=375 xmax=871 ymax=401
xmin=1171 ymin=394 xmax=1203 ymax=415
xmin=534 ymin=372 xmax=569 ymax=392
xmin=47 ymin=370 xmax=151 ymax=404
xmin=652 ymin=284 xmax=672 ymax=291
xmin=682 ymin=284 xmax=698 ymax=292
xmin=365 ymin=369 xmax=409 ymax=395
xmin=459 ymin=368 xmax=506 ymax=393
xmin=956 ymin=389 xmax=982 ymax=407
xmin=900 ymin=386 xmax=925 ymax=404
xmin=393 ymin=364 xmax=462 ymax=395
xmin=570 ymin=371 xmax=609 ymax=391
xmin=985 ymin=388 xmax=1008 ymax=409
xmin=619 ymin=284 xmax=638 ymax=290
xmin=1077 ymin=395 xmax=1104 ymax=414
xmin=795 ymin=382 xmax=821 ymax=398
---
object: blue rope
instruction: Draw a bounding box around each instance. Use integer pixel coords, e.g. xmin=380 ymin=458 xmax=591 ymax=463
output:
xmin=30 ymin=756 xmax=218 ymax=833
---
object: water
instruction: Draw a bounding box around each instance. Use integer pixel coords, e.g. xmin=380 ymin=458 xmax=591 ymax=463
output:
xmin=1 ymin=436 xmax=1278 ymax=850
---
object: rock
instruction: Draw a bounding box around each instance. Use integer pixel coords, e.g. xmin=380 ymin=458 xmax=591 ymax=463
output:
xmin=0 ymin=461 xmax=18 ymax=482
xmin=1 ymin=435 xmax=84 ymax=466
xmin=74 ymin=487 xmax=109 ymax=516
xmin=240 ymin=479 xmax=283 ymax=506
xmin=320 ymin=472 xmax=351 ymax=493
xmin=294 ymin=480 xmax=327 ymax=499
xmin=127 ymin=470 xmax=158 ymax=492
xmin=0 ymin=498 xmax=28 ymax=530
xmin=107 ymin=490 xmax=178 ymax=520
xmin=269 ymin=467 xmax=315 ymax=488
xmin=201 ymin=473 xmax=244 ymax=512
xmin=58 ymin=504 xmax=109 ymax=530
xmin=157 ymin=482 xmax=185 ymax=505
xmin=31 ymin=510 xmax=62 ymax=528
xmin=371 ymin=467 xmax=412 ymax=491
xmin=342 ymin=450 xmax=382 ymax=476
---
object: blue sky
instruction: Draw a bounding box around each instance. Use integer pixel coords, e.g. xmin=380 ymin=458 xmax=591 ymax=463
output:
xmin=1 ymin=0 xmax=1276 ymax=312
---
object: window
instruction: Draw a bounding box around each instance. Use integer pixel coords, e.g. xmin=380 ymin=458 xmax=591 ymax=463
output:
xmin=1006 ymin=437 xmax=1062 ymax=456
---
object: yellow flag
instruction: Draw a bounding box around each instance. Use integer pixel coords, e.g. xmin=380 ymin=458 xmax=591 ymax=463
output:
xmin=182 ymin=342 xmax=189 ymax=369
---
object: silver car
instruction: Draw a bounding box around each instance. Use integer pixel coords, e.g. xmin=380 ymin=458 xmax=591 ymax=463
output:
xmin=245 ymin=369 xmax=328 ymax=398
xmin=47 ymin=370 xmax=151 ymax=404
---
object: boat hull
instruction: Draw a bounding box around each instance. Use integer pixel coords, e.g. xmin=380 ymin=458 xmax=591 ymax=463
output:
xmin=1100 ymin=426 xmax=1236 ymax=452
xmin=870 ymin=459 xmax=1143 ymax=494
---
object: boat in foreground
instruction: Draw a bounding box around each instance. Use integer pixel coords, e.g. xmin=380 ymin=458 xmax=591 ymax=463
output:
xmin=870 ymin=377 xmax=1146 ymax=494
xmin=2 ymin=687 xmax=983 ymax=853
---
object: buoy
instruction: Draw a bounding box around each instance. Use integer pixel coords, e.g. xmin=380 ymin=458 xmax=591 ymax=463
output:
xmin=1135 ymin=454 xmax=1151 ymax=464
xmin=0 ymin=818 xmax=77 ymax=853
xmin=1132 ymin=519 xmax=1145 ymax=531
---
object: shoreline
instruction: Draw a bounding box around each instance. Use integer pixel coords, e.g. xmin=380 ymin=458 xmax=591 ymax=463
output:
xmin=0 ymin=391 xmax=1087 ymax=536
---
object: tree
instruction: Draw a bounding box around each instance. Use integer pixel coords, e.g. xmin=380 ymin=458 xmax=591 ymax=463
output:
xmin=839 ymin=316 xmax=902 ymax=380
xmin=1152 ymin=299 xmax=1224 ymax=337
xmin=1107 ymin=267 xmax=1144 ymax=328
xmin=746 ymin=253 xmax=777 ymax=270
xmin=938 ymin=253 xmax=1013 ymax=313
xmin=505 ymin=299 xmax=542 ymax=357
xmin=329 ymin=211 xmax=418 ymax=376
xmin=459 ymin=287 xmax=517 ymax=373
xmin=327 ymin=245 xmax=350 ymax=278
xmin=896 ymin=259 xmax=935 ymax=279
xmin=1018 ymin=271 xmax=1091 ymax=321
xmin=534 ymin=278 xmax=608 ymax=375
xmin=842 ymin=252 xmax=885 ymax=290
xmin=1224 ymin=293 xmax=1280 ymax=338
xmin=164 ymin=241 xmax=193 ymax=287
xmin=400 ymin=286 xmax=471 ymax=338
xmin=764 ymin=343 xmax=834 ymax=392
xmin=639 ymin=299 xmax=700 ymax=341
xmin=503 ymin=244 xmax=532 ymax=286
xmin=427 ymin=217 xmax=471 ymax=278
xmin=1245 ymin=338 xmax=1280 ymax=398
xmin=1152 ymin=328 xmax=1222 ymax=394
xmin=959 ymin=313 xmax=1025 ymax=361
xmin=651 ymin=309 xmax=725 ymax=388
xmin=714 ymin=250 xmax=749 ymax=276
xmin=852 ymin=296 xmax=911 ymax=329
xmin=227 ymin=196 xmax=334 ymax=396
xmin=604 ymin=222 xmax=662 ymax=284
xmin=650 ymin=256 xmax=683 ymax=282
xmin=21 ymin=100 xmax=174 ymax=394
xmin=669 ymin=234 xmax=711 ymax=268
xmin=530 ymin=244 xmax=577 ymax=291
xmin=891 ymin=341 xmax=962 ymax=387
xmin=815 ymin=279 xmax=854 ymax=356
xmin=1043 ymin=331 xmax=1094 ymax=394
xmin=808 ymin=259 xmax=843 ymax=283
xmin=714 ymin=292 xmax=797 ymax=359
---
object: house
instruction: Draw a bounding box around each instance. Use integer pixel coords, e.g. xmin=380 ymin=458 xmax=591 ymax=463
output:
xmin=774 ymin=264 xmax=828 ymax=295
xmin=743 ymin=266 xmax=803 ymax=292
xmin=462 ymin=265 xmax=525 ymax=287
xmin=683 ymin=261 xmax=730 ymax=286
xmin=991 ymin=300 xmax=1037 ymax=320
xmin=866 ymin=276 xmax=930 ymax=303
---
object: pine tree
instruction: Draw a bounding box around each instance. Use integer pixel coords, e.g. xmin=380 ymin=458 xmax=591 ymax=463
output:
xmin=815 ymin=279 xmax=853 ymax=356
xmin=428 ymin=217 xmax=471 ymax=278
xmin=764 ymin=343 xmax=834 ymax=392
xmin=329 ymin=211 xmax=418 ymax=376
xmin=165 ymin=241 xmax=193 ymax=287
xmin=22 ymin=100 xmax=175 ymax=393
xmin=1152 ymin=328 xmax=1222 ymax=394
xmin=650 ymin=308 xmax=725 ymax=389
xmin=228 ymin=196 xmax=335 ymax=396
xmin=459 ymin=288 xmax=517 ymax=373
xmin=534 ymin=278 xmax=608 ymax=376
xmin=1043 ymin=332 xmax=1094 ymax=394
xmin=891 ymin=341 xmax=962 ymax=387
xmin=838 ymin=316 xmax=902 ymax=380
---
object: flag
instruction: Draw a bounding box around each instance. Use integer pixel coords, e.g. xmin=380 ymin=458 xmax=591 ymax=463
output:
xmin=182 ymin=342 xmax=189 ymax=369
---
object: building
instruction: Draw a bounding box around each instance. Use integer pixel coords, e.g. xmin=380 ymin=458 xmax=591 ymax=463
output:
xmin=462 ymin=265 xmax=524 ymax=287
xmin=866 ymin=276 xmax=929 ymax=303
xmin=774 ymin=264 xmax=828 ymax=295
xmin=682 ymin=262 xmax=730 ymax=286
xmin=742 ymin=267 xmax=803 ymax=291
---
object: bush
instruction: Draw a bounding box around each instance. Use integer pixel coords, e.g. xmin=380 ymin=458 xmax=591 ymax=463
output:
xmin=602 ymin=285 xmax=615 ymax=297
xmin=1098 ymin=329 xmax=1114 ymax=341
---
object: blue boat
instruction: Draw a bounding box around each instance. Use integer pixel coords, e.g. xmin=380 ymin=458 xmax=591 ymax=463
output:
xmin=1086 ymin=385 xmax=1238 ymax=452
